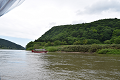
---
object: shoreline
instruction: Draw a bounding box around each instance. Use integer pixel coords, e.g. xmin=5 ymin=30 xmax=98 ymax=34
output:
xmin=27 ymin=44 xmax=120 ymax=54
xmin=49 ymin=51 xmax=94 ymax=54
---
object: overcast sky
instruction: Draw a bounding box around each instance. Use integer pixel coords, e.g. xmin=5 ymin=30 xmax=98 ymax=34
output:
xmin=0 ymin=0 xmax=120 ymax=47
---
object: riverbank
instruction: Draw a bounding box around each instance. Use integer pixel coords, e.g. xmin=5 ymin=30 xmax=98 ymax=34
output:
xmin=49 ymin=51 xmax=94 ymax=54
xmin=45 ymin=44 xmax=120 ymax=54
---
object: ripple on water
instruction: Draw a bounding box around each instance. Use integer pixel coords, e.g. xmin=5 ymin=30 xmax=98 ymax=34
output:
xmin=0 ymin=51 xmax=120 ymax=80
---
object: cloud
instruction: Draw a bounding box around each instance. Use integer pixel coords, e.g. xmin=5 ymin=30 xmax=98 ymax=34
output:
xmin=49 ymin=22 xmax=56 ymax=26
xmin=1 ymin=0 xmax=120 ymax=47
xmin=77 ymin=0 xmax=120 ymax=15
xmin=72 ymin=20 xmax=86 ymax=24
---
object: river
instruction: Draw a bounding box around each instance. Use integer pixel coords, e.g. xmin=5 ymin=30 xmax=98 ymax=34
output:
xmin=0 ymin=49 xmax=120 ymax=80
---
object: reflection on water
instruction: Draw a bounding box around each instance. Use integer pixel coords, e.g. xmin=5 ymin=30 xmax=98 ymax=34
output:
xmin=0 ymin=49 xmax=120 ymax=80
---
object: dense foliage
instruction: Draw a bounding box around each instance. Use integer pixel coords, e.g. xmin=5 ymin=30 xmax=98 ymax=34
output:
xmin=26 ymin=18 xmax=120 ymax=50
xmin=0 ymin=38 xmax=25 ymax=50
xmin=97 ymin=49 xmax=120 ymax=54
xmin=31 ymin=44 xmax=120 ymax=54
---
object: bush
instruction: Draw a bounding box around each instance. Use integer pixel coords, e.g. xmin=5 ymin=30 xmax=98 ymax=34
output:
xmin=54 ymin=40 xmax=61 ymax=46
xmin=102 ymin=44 xmax=111 ymax=49
xmin=87 ymin=39 xmax=101 ymax=44
xmin=114 ymin=37 xmax=120 ymax=44
xmin=97 ymin=49 xmax=120 ymax=54
xmin=27 ymin=47 xmax=33 ymax=50
xmin=48 ymin=47 xmax=58 ymax=52
xmin=110 ymin=44 xmax=120 ymax=49
xmin=83 ymin=39 xmax=88 ymax=45
xmin=45 ymin=43 xmax=49 ymax=47
xmin=73 ymin=40 xmax=81 ymax=45
xmin=104 ymin=40 xmax=111 ymax=44
xmin=110 ymin=37 xmax=116 ymax=43
xmin=33 ymin=44 xmax=40 ymax=49
xmin=59 ymin=45 xmax=91 ymax=52
xmin=97 ymin=49 xmax=111 ymax=54
xmin=89 ymin=44 xmax=102 ymax=52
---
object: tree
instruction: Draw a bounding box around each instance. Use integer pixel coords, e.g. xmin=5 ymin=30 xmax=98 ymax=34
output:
xmin=33 ymin=44 xmax=40 ymax=49
xmin=83 ymin=39 xmax=88 ymax=45
xmin=104 ymin=40 xmax=111 ymax=44
xmin=61 ymin=41 xmax=67 ymax=45
xmin=26 ymin=41 xmax=34 ymax=49
xmin=86 ymin=39 xmax=101 ymax=44
xmin=54 ymin=40 xmax=61 ymax=46
xmin=99 ymin=28 xmax=113 ymax=41
xmin=114 ymin=36 xmax=120 ymax=44
xmin=73 ymin=40 xmax=81 ymax=45
xmin=112 ymin=29 xmax=120 ymax=36
xmin=26 ymin=18 xmax=120 ymax=49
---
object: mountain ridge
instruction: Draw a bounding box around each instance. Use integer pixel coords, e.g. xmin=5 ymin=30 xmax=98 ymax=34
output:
xmin=26 ymin=18 xmax=120 ymax=49
xmin=0 ymin=38 xmax=25 ymax=50
xmin=36 ymin=18 xmax=120 ymax=42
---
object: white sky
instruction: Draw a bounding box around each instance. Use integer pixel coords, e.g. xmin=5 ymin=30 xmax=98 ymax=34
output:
xmin=0 ymin=0 xmax=120 ymax=47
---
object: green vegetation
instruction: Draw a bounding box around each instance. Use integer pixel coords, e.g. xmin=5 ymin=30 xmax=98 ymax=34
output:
xmin=26 ymin=18 xmax=120 ymax=54
xmin=0 ymin=38 xmax=25 ymax=50
xmin=26 ymin=44 xmax=120 ymax=54
xmin=97 ymin=49 xmax=120 ymax=54
xmin=47 ymin=47 xmax=58 ymax=52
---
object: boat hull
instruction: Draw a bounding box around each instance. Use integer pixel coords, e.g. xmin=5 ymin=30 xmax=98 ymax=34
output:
xmin=32 ymin=50 xmax=48 ymax=53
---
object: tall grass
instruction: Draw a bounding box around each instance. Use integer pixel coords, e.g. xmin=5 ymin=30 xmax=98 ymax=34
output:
xmin=46 ymin=44 xmax=120 ymax=54
xmin=47 ymin=47 xmax=58 ymax=52
xmin=97 ymin=49 xmax=120 ymax=54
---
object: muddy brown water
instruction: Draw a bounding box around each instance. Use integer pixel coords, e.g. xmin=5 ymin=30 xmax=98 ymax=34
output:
xmin=0 ymin=49 xmax=120 ymax=80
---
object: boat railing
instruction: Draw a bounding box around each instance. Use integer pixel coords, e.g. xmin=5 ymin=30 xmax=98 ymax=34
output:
xmin=34 ymin=49 xmax=46 ymax=51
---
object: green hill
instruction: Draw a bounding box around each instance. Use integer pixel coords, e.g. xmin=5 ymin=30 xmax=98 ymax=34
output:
xmin=0 ymin=38 xmax=25 ymax=50
xmin=26 ymin=18 xmax=120 ymax=50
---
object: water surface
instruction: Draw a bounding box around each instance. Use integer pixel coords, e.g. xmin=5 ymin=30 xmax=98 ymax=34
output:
xmin=0 ymin=49 xmax=120 ymax=80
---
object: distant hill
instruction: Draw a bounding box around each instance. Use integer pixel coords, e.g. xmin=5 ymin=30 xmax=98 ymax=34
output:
xmin=26 ymin=18 xmax=120 ymax=49
xmin=0 ymin=38 xmax=25 ymax=50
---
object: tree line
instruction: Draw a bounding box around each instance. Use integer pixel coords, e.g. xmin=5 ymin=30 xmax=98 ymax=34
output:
xmin=0 ymin=38 xmax=25 ymax=50
xmin=26 ymin=18 xmax=120 ymax=50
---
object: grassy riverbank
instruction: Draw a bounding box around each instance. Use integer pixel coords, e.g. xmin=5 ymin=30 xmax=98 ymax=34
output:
xmin=44 ymin=44 xmax=120 ymax=54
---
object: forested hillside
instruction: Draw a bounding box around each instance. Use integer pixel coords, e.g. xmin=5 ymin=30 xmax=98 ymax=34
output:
xmin=26 ymin=18 xmax=120 ymax=50
xmin=0 ymin=38 xmax=25 ymax=50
